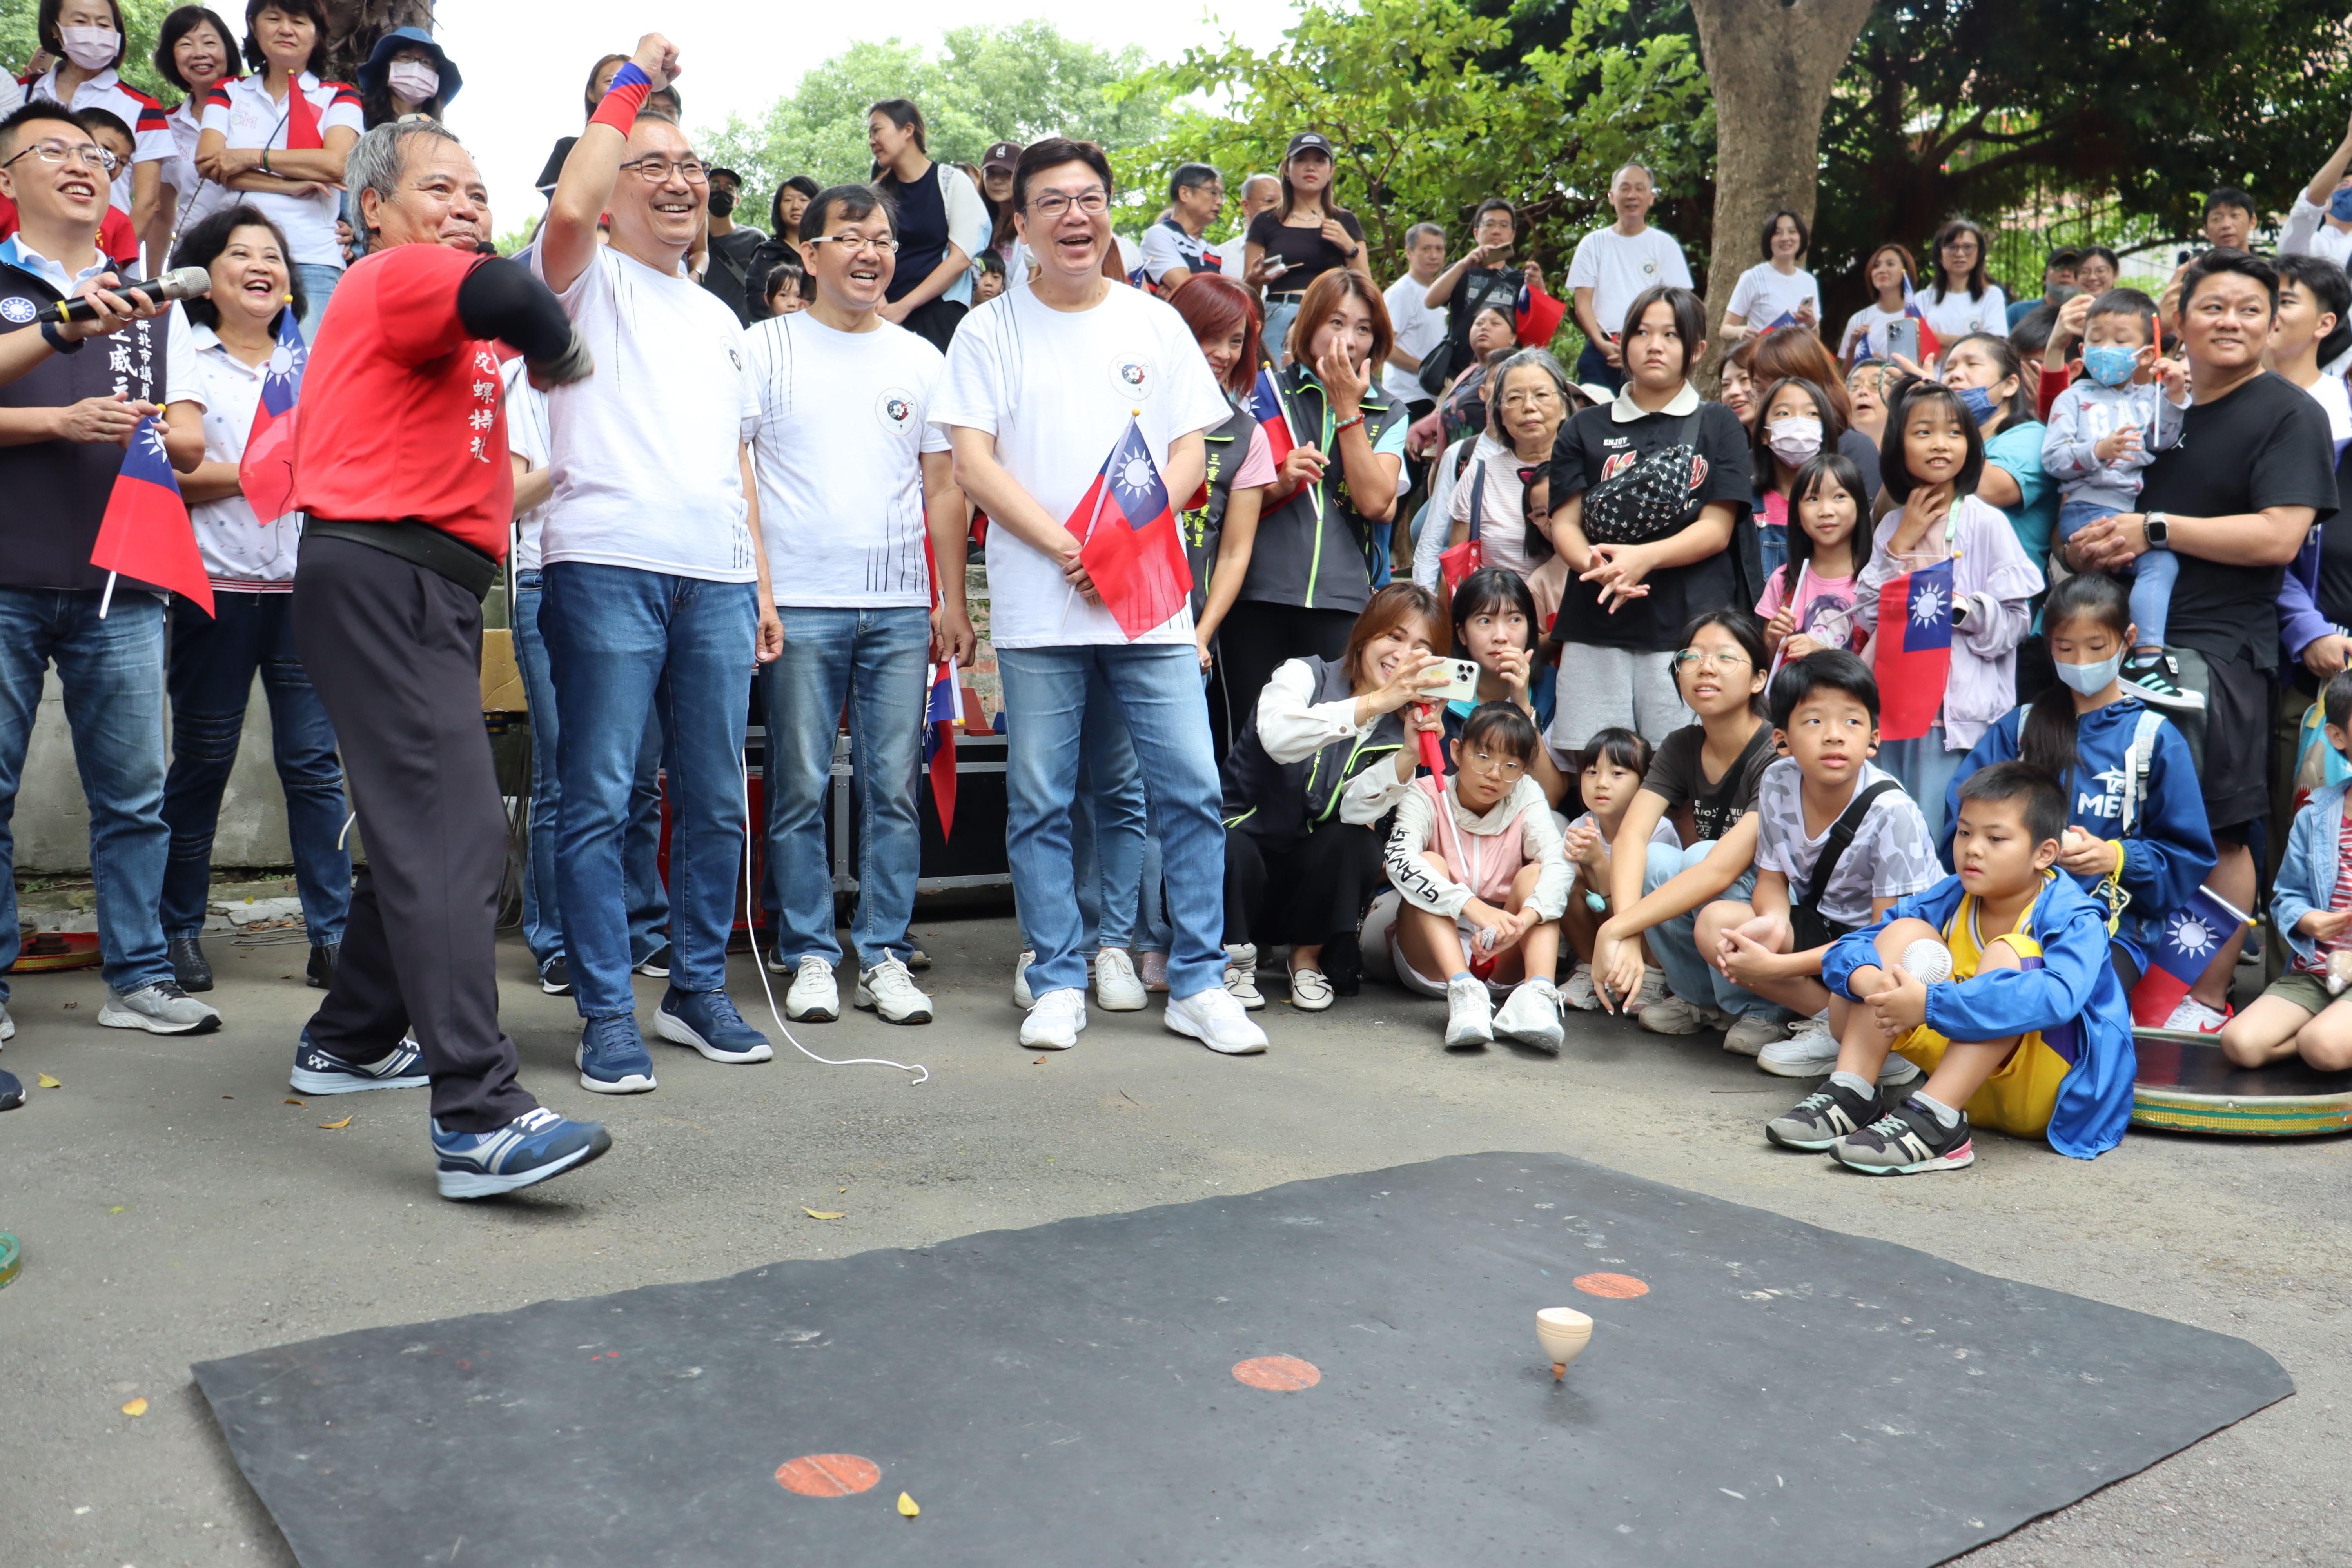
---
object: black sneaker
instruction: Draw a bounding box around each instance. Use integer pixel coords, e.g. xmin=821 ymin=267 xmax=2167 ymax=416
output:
xmin=540 ymin=955 xmax=573 ymax=996
xmin=1833 ymin=1097 xmax=1976 ymax=1174
xmin=289 ymin=1029 xmax=430 ymax=1094
xmin=634 ymin=944 xmax=672 ymax=978
xmin=306 ymin=941 xmax=339 ymax=991
xmin=2120 ymin=652 xmax=2205 ymax=713
xmin=168 ymin=935 xmax=213 ymax=993
xmin=1765 ymin=1077 xmax=1889 ymax=1151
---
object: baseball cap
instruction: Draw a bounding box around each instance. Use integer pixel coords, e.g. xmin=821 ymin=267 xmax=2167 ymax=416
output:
xmin=982 ymin=141 xmax=1022 ymax=174
xmin=1285 ymin=131 xmax=1334 ymax=160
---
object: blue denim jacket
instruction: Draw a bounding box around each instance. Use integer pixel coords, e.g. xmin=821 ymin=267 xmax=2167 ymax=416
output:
xmin=2274 ymin=780 xmax=2350 ymax=966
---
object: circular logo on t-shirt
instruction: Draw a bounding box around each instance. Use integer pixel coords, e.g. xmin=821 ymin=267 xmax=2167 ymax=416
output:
xmin=1639 ymin=259 xmax=1658 ymax=277
xmin=1108 ymin=352 xmax=1156 ymax=401
xmin=875 ymin=386 xmax=916 ymax=436
xmin=0 ymin=296 xmax=34 ymax=325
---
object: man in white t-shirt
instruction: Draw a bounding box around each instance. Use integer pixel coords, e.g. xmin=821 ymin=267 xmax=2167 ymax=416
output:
xmin=747 ymin=182 xmax=971 ymax=1029
xmin=933 ymin=136 xmax=1266 ymax=1056
xmin=1382 ymin=221 xmax=1446 ymax=415
xmin=1212 ymin=171 xmax=1278 ymax=279
xmin=1566 ymin=162 xmax=1691 ymax=395
xmin=533 ymin=34 xmax=782 ymax=1093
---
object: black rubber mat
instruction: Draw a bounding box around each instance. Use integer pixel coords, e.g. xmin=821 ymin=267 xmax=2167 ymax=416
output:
xmin=193 ymin=1152 xmax=2290 ymax=1566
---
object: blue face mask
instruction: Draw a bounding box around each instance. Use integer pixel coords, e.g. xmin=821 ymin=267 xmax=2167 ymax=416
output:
xmin=2082 ymin=343 xmax=2140 ymax=388
xmin=1954 ymin=384 xmax=1995 ymax=426
xmin=2330 ymin=186 xmax=2352 ymax=223
xmin=2054 ymin=650 xmax=2123 ymax=696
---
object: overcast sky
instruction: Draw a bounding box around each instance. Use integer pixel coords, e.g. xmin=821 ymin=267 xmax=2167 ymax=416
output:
xmin=432 ymin=2 xmax=1300 ymax=235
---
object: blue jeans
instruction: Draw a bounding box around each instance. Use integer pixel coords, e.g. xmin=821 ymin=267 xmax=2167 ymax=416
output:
xmin=512 ymin=571 xmax=668 ymax=969
xmin=1575 ymin=341 xmax=1626 ymax=396
xmin=1137 ymin=828 xmax=1173 ymax=954
xmin=541 ymin=564 xmax=756 ymax=1018
xmin=1757 ymin=519 xmax=1787 ymax=589
xmin=294 ymin=262 xmax=340 ymax=349
xmin=758 ymin=604 xmax=929 ymax=970
xmin=1014 ymin=670 xmax=1147 ymax=956
xmin=159 ymin=591 xmax=349 ymax=943
xmin=2058 ymin=496 xmax=2177 ymax=646
xmin=1264 ymin=295 xmax=1304 ymax=366
xmin=1000 ymin=643 xmax=1221 ymax=997
xmin=0 ymin=588 xmax=171 ymax=1000
xmin=1641 ymin=844 xmax=1784 ymax=1022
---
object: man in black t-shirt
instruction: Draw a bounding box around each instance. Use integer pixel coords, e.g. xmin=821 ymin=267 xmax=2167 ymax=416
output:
xmin=695 ymin=166 xmax=767 ymax=326
xmin=1421 ymin=198 xmax=1544 ymax=375
xmin=2072 ymin=248 xmax=2337 ymax=1025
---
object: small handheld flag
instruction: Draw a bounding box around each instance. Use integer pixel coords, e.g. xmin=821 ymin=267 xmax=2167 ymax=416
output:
xmin=1871 ymin=558 xmax=1953 ymax=742
xmin=1248 ymin=365 xmax=1294 ymax=468
xmin=1514 ymin=281 xmax=1567 ymax=347
xmin=238 ymin=305 xmax=307 ymax=526
xmin=919 ymin=531 xmax=958 ymax=841
xmin=2129 ymin=886 xmax=2250 ymax=1028
xmin=1068 ymin=416 xmax=1193 ymax=639
xmin=1763 ymin=309 xmax=1800 ymax=334
xmin=92 ymin=415 xmax=211 ymax=617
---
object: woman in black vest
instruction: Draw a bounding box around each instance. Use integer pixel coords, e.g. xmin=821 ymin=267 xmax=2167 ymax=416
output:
xmin=866 ymin=98 xmax=983 ymax=350
xmin=1221 ymin=584 xmax=1448 ymax=1011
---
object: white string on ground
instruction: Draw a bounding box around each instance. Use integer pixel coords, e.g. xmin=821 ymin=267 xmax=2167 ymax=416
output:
xmin=739 ymin=754 xmax=929 ymax=1085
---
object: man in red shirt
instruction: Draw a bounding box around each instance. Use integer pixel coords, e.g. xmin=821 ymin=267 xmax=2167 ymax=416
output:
xmin=287 ymin=115 xmax=610 ymax=1201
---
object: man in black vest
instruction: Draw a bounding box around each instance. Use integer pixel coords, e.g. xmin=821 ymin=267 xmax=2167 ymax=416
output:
xmin=0 ymin=101 xmax=219 ymax=1043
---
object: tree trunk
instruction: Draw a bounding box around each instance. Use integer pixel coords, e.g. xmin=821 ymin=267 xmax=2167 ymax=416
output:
xmin=1686 ymin=0 xmax=1874 ymax=382
xmin=319 ymin=0 xmax=436 ymax=85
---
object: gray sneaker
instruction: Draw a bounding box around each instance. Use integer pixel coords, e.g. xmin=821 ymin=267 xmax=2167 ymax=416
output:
xmin=99 ymin=980 xmax=221 ymax=1035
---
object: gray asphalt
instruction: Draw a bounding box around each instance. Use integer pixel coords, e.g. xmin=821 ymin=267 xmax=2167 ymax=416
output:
xmin=2 ymin=913 xmax=2347 ymax=1566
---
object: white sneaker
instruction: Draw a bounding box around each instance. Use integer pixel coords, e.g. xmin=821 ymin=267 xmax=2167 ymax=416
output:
xmin=1165 ymin=987 xmax=1268 ymax=1054
xmin=1722 ymin=1014 xmax=1790 ymax=1058
xmin=1093 ymin=947 xmax=1148 ymax=1011
xmin=2164 ymin=995 xmax=2229 ymax=1034
xmin=1494 ymin=978 xmax=1564 ymax=1052
xmin=99 ymin=981 xmax=220 ymax=1035
xmin=1560 ymin=962 xmax=1602 ymax=1012
xmin=785 ymin=956 xmax=839 ymax=1022
xmin=1758 ymin=1014 xmax=1842 ymax=1077
xmin=1877 ymin=1053 xmax=1923 ymax=1088
xmin=1444 ymin=974 xmax=1495 ymax=1048
xmin=1287 ymin=967 xmax=1335 ymax=1011
xmin=1020 ymin=987 xmax=1087 ymax=1049
xmin=1624 ymin=971 xmax=1669 ymax=1016
xmin=1636 ymin=993 xmax=1725 ymax=1036
xmin=855 ymin=957 xmax=933 ymax=1025
xmin=1223 ymin=944 xmax=1265 ymax=1010
xmin=1012 ymin=949 xmax=1036 ymax=1009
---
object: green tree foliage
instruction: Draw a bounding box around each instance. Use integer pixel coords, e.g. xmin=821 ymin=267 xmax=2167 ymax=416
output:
xmin=699 ymin=22 xmax=1173 ymax=201
xmin=0 ymin=0 xmax=183 ymax=105
xmin=1120 ymin=0 xmax=1709 ymax=275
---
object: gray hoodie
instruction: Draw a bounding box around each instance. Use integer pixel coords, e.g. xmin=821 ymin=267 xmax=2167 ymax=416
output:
xmin=2041 ymin=378 xmax=2181 ymax=514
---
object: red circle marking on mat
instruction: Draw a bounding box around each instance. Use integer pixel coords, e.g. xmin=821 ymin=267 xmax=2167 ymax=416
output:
xmin=1573 ymin=1272 xmax=1650 ymax=1299
xmin=1232 ymin=1355 xmax=1321 ymax=1391
xmin=775 ymin=1454 xmax=881 ymax=1497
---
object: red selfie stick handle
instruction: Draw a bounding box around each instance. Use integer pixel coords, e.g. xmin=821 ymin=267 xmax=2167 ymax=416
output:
xmin=1417 ymin=711 xmax=1445 ymax=776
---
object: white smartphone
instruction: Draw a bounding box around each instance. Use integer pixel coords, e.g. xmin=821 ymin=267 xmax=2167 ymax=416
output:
xmin=1434 ymin=657 xmax=1481 ymax=704
xmin=1263 ymin=259 xmax=1290 ymax=279
xmin=1885 ymin=316 xmax=1921 ymax=366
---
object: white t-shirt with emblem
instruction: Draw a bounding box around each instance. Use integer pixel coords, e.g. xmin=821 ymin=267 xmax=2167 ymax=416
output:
xmin=1915 ymin=281 xmax=2009 ymax=341
xmin=533 ymin=243 xmax=762 ymax=583
xmin=162 ymin=301 xmax=303 ymax=588
xmin=1565 ymin=224 xmax=1693 ymax=343
xmin=1726 ymin=262 xmax=1820 ymax=330
xmin=744 ymin=311 xmax=950 ymax=608
xmin=930 ymin=283 xmax=1232 ymax=648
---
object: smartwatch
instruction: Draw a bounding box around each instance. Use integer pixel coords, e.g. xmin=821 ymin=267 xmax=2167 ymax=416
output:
xmin=2143 ymin=512 xmax=2169 ymax=549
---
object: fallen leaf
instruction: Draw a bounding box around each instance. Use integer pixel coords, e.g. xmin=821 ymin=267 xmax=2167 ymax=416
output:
xmin=318 ymin=1116 xmax=353 ymax=1130
xmin=121 ymin=1397 xmax=148 ymax=1417
xmin=1033 ymin=1056 xmax=1045 ymax=1065
xmin=106 ymin=1205 xmax=128 ymax=1214
xmin=838 ymin=1187 xmax=848 ymax=1193
xmin=284 ymin=1098 xmax=305 ymax=1106
xmin=221 ymin=1095 xmax=233 ymax=1100
xmin=801 ymin=1207 xmax=844 ymax=1220
xmin=897 ymin=1491 xmax=919 ymax=1518
xmin=36 ymin=1073 xmax=61 ymax=1089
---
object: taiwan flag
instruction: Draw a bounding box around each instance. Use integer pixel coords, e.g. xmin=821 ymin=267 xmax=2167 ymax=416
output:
xmin=1249 ymin=365 xmax=1294 ymax=466
xmin=1764 ymin=309 xmax=1801 ymax=334
xmin=1515 ymin=281 xmax=1567 ymax=347
xmin=2130 ymin=886 xmax=2250 ymax=1028
xmin=1901 ymin=298 xmax=1942 ymax=363
xmin=237 ymin=306 xmax=307 ymax=526
xmin=1871 ymin=559 xmax=1953 ymax=742
xmin=91 ymin=416 xmax=212 ymax=616
xmin=1069 ymin=416 xmax=1193 ymax=639
xmin=923 ymin=658 xmax=958 ymax=841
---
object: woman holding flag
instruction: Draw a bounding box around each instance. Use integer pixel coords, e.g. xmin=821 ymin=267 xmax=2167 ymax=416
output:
xmin=155 ymin=203 xmax=347 ymax=995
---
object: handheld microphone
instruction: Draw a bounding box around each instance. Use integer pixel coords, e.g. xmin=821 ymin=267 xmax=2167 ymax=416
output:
xmin=34 ymin=265 xmax=212 ymax=324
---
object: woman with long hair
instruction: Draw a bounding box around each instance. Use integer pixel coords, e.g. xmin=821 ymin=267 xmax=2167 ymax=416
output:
xmin=1917 ymin=218 xmax=2007 ymax=339
xmin=1242 ymin=130 xmax=1375 ymax=362
xmin=866 ymin=97 xmax=986 ymax=350
xmin=1838 ymin=242 xmax=1916 ymax=366
xmin=744 ymin=174 xmax=820 ymax=321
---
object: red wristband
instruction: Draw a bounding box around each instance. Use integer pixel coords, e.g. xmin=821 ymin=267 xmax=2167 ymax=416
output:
xmin=588 ymin=61 xmax=652 ymax=136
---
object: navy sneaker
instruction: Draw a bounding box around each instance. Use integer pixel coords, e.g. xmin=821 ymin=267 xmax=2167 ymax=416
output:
xmin=0 ymin=1068 xmax=22 ymax=1112
xmin=653 ymin=988 xmax=774 ymax=1063
xmin=539 ymin=955 xmax=572 ymax=996
xmin=432 ymin=1107 xmax=612 ymax=1200
xmin=289 ymin=1029 xmax=430 ymax=1094
xmin=576 ymin=1014 xmax=657 ymax=1094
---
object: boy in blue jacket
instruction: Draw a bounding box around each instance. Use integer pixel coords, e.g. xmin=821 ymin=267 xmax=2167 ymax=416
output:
xmin=1768 ymin=761 xmax=2138 ymax=1172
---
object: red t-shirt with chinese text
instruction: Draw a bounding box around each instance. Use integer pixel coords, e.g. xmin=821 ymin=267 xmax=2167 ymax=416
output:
xmin=292 ymin=241 xmax=512 ymax=557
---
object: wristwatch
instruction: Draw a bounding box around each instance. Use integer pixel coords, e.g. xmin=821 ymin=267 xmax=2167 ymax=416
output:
xmin=2143 ymin=512 xmax=2169 ymax=549
xmin=40 ymin=320 xmax=82 ymax=354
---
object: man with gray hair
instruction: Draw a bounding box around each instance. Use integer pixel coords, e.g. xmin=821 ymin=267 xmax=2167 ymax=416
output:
xmin=288 ymin=113 xmax=613 ymax=1200
xmin=1383 ymin=220 xmax=1448 ymax=419
xmin=1213 ymin=171 xmax=1279 ymax=278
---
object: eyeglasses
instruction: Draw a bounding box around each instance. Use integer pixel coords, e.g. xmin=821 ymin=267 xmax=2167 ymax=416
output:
xmin=1462 ymin=749 xmax=1526 ymax=779
xmin=805 ymin=232 xmax=900 ymax=256
xmin=2 ymin=139 xmax=118 ymax=174
xmin=617 ymin=155 xmax=708 ymax=184
xmin=1674 ymin=649 xmax=1753 ymax=670
xmin=1027 ymin=189 xmax=1108 ymax=218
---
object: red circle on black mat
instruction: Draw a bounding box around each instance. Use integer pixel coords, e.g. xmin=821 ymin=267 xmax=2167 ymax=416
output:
xmin=1574 ymin=1272 xmax=1650 ymax=1299
xmin=775 ymin=1454 xmax=881 ymax=1497
xmin=1232 ymin=1355 xmax=1321 ymax=1391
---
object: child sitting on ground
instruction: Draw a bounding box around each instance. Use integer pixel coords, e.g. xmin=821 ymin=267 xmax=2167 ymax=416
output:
xmin=1765 ymin=761 xmax=2136 ymax=1173
xmin=2039 ymin=288 xmax=2191 ymax=709
xmin=1757 ymin=451 xmax=1867 ymax=672
xmin=1702 ymin=651 xmax=1944 ymax=1079
xmin=1559 ymin=727 xmax=1678 ymax=1011
xmin=1384 ymin=703 xmax=1572 ymax=1053
xmin=2219 ymin=670 xmax=2352 ymax=1073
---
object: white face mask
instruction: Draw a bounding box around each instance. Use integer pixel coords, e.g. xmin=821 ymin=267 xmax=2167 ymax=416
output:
xmin=1766 ymin=416 xmax=1824 ymax=467
xmin=60 ymin=25 xmax=119 ymax=71
xmin=386 ymin=61 xmax=439 ymax=103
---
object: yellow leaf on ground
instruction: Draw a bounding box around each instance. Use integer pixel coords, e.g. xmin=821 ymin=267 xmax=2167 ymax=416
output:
xmin=897 ymin=1491 xmax=919 ymax=1517
xmin=318 ymin=1116 xmax=353 ymax=1130
xmin=121 ymin=1397 xmax=148 ymax=1417
xmin=283 ymin=1098 xmax=305 ymax=1106
xmin=36 ymin=1073 xmax=61 ymax=1088
xmin=802 ymin=1208 xmax=844 ymax=1220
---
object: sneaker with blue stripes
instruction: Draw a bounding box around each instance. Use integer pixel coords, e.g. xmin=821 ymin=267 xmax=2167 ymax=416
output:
xmin=432 ymin=1107 xmax=612 ymax=1200
xmin=577 ymin=1014 xmax=657 ymax=1094
xmin=653 ymin=989 xmax=773 ymax=1063
xmin=289 ymin=1029 xmax=430 ymax=1094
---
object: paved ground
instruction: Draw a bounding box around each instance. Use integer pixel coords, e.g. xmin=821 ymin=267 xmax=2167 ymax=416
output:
xmin=2 ymin=912 xmax=2346 ymax=1566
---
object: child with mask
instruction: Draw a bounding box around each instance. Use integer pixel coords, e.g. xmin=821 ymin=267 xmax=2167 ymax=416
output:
xmin=1746 ymin=376 xmax=1847 ymax=588
xmin=2040 ymin=288 xmax=2190 ymax=709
